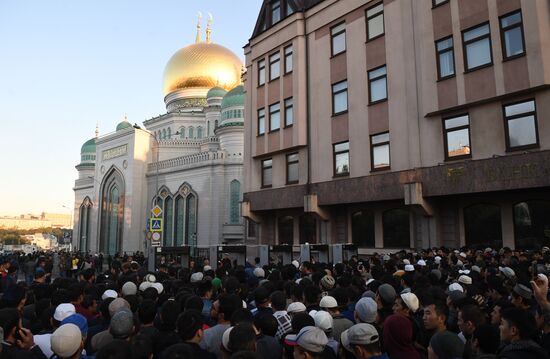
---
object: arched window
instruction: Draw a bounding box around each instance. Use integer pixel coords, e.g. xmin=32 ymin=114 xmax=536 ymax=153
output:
xmin=189 ymin=127 xmax=194 ymax=139
xmin=382 ymin=208 xmax=410 ymax=248
xmin=175 ymin=196 xmax=185 ymax=246
xmin=464 ymin=203 xmax=502 ymax=249
xmin=299 ymin=214 xmax=317 ymax=244
xmin=162 ymin=129 xmax=167 ymax=140
xmin=229 ymin=180 xmax=241 ymax=224
xmin=197 ymin=127 xmax=203 ymax=139
xmin=207 ymin=122 xmax=210 ymax=136
xmin=514 ymin=200 xmax=550 ymax=249
xmin=186 ymin=194 xmax=197 ymax=245
xmin=215 ymin=120 xmax=218 ymax=129
xmin=352 ymin=211 xmax=375 ymax=247
xmin=163 ymin=196 xmax=173 ymax=246
xmin=179 ymin=127 xmax=185 ymax=139
xmin=278 ymin=216 xmax=294 ymax=245
xmin=167 ymin=127 xmax=171 ymax=139
xmin=79 ymin=198 xmax=92 ymax=251
xmin=100 ymin=168 xmax=125 ymax=255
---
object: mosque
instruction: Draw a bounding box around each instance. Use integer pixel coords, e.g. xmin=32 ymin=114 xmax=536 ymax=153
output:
xmin=72 ymin=18 xmax=246 ymax=255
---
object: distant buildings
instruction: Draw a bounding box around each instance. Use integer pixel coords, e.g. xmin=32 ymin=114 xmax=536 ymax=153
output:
xmin=0 ymin=212 xmax=71 ymax=230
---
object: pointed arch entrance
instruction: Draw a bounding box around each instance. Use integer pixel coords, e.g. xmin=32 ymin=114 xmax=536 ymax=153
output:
xmin=99 ymin=167 xmax=125 ymax=255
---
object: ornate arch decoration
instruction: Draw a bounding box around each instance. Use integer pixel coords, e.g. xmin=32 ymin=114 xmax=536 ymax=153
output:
xmin=98 ymin=166 xmax=125 ymax=255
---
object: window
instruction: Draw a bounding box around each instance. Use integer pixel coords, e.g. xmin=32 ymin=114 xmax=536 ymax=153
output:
xmin=286 ymin=153 xmax=299 ymax=184
xmin=197 ymin=127 xmax=203 ymax=139
xmin=462 ymin=23 xmax=492 ymax=71
xmin=189 ymin=127 xmax=194 ymax=139
xmin=368 ymin=65 xmax=387 ymax=104
xmin=262 ymin=159 xmax=273 ymax=187
xmin=332 ymin=80 xmax=348 ymax=115
xmin=352 ymin=211 xmax=375 ymax=247
xmin=333 ymin=141 xmax=350 ymax=176
xmin=185 ymin=194 xmax=197 ymax=246
xmin=504 ymin=99 xmax=538 ymax=150
xmin=258 ymin=108 xmax=265 ymax=135
xmin=179 ymin=127 xmax=185 ymax=139
xmin=366 ymin=3 xmax=384 ymax=40
xmin=167 ymin=127 xmax=171 ymax=139
xmin=278 ymin=216 xmax=294 ymax=245
xmin=286 ymin=1 xmax=294 ymax=16
xmin=269 ymin=52 xmax=280 ymax=80
xmin=284 ymin=46 xmax=293 ymax=73
xmin=432 ymin=0 xmax=449 ymax=7
xmin=464 ymin=204 xmax=502 ymax=249
xmin=269 ymin=102 xmax=281 ymax=131
xmin=443 ymin=114 xmax=471 ymax=159
xmin=500 ymin=11 xmax=525 ymax=60
xmin=271 ymin=0 xmax=281 ymax=25
xmin=162 ymin=129 xmax=167 ymax=139
xmin=163 ymin=196 xmax=173 ymax=246
xmin=436 ymin=36 xmax=455 ymax=79
xmin=299 ymin=214 xmax=317 ymax=244
xmin=514 ymin=201 xmax=550 ymax=250
xmin=331 ymin=23 xmax=346 ymax=56
xmin=229 ymin=180 xmax=241 ymax=224
xmin=371 ymin=132 xmax=390 ymax=170
xmin=382 ymin=209 xmax=410 ymax=248
xmin=175 ymin=196 xmax=184 ymax=246
xmin=284 ymin=98 xmax=293 ymax=127
xmin=258 ymin=59 xmax=266 ymax=86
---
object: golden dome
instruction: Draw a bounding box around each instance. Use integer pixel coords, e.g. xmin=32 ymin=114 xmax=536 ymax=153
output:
xmin=163 ymin=42 xmax=243 ymax=97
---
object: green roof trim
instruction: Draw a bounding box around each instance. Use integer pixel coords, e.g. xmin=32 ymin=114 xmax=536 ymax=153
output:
xmin=207 ymin=86 xmax=227 ymax=98
xmin=81 ymin=138 xmax=96 ymax=154
xmin=116 ymin=121 xmax=132 ymax=131
xmin=221 ymin=85 xmax=244 ymax=109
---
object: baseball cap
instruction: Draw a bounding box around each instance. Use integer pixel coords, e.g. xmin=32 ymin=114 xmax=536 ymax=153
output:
xmin=285 ymin=326 xmax=328 ymax=353
xmin=341 ymin=324 xmax=379 ymax=352
xmin=51 ymin=324 xmax=82 ymax=358
xmin=102 ymin=289 xmax=118 ymax=300
xmin=61 ymin=314 xmax=88 ymax=337
xmin=121 ymin=282 xmax=137 ymax=296
xmin=377 ymin=284 xmax=397 ymax=304
xmin=354 ymin=297 xmax=377 ymax=323
xmin=54 ymin=303 xmax=76 ymax=322
xmin=287 ymin=302 xmax=307 ymax=314
xmin=319 ymin=296 xmax=338 ymax=309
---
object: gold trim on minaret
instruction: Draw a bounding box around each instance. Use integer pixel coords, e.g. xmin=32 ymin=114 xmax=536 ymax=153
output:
xmin=206 ymin=13 xmax=212 ymax=44
xmin=195 ymin=12 xmax=202 ymax=43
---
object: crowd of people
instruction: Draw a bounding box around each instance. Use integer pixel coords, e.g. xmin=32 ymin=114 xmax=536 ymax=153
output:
xmin=0 ymin=247 xmax=550 ymax=359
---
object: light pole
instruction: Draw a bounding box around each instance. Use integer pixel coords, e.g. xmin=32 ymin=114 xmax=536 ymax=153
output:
xmin=133 ymin=124 xmax=160 ymax=206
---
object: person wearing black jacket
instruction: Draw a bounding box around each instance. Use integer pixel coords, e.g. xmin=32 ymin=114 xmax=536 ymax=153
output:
xmin=176 ymin=310 xmax=215 ymax=359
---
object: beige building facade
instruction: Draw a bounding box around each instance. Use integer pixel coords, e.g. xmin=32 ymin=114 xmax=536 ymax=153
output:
xmin=242 ymin=0 xmax=550 ymax=251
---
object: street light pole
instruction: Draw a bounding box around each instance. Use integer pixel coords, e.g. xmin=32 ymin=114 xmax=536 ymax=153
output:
xmin=133 ymin=124 xmax=160 ymax=206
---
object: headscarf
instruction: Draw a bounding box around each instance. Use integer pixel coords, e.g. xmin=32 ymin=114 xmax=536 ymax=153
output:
xmin=382 ymin=314 xmax=421 ymax=359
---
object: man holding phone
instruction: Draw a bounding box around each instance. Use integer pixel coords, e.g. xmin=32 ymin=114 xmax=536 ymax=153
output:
xmin=0 ymin=307 xmax=46 ymax=359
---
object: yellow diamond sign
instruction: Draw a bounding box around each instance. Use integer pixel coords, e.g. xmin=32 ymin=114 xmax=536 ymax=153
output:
xmin=151 ymin=205 xmax=163 ymax=217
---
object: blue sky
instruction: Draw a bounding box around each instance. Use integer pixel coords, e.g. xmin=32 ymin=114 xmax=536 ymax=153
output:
xmin=0 ymin=0 xmax=262 ymax=216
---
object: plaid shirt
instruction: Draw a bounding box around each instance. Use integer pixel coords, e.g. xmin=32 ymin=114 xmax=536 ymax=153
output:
xmin=274 ymin=310 xmax=292 ymax=339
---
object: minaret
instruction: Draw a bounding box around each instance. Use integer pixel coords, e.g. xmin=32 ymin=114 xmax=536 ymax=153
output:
xmin=95 ymin=122 xmax=99 ymax=139
xmin=206 ymin=13 xmax=212 ymax=44
xmin=195 ymin=12 xmax=202 ymax=43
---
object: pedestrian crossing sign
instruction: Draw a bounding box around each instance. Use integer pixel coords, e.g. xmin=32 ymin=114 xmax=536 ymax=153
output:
xmin=150 ymin=218 xmax=163 ymax=232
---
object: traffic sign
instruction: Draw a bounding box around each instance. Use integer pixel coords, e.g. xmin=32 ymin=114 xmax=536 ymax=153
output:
xmin=151 ymin=205 xmax=163 ymax=217
xmin=150 ymin=218 xmax=163 ymax=232
xmin=151 ymin=232 xmax=161 ymax=247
